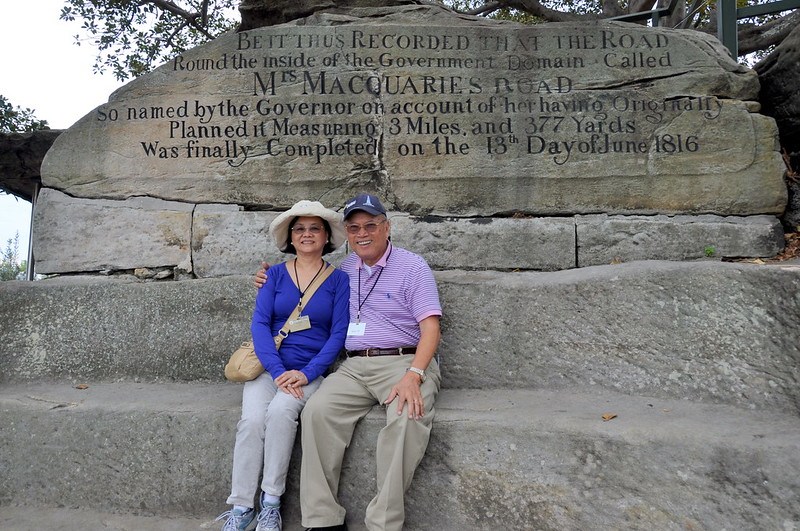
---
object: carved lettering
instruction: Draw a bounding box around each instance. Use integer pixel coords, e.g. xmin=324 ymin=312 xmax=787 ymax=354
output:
xmin=98 ymin=25 xmax=718 ymax=167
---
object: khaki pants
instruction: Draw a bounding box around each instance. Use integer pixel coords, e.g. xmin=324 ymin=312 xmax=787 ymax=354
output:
xmin=300 ymin=355 xmax=441 ymax=531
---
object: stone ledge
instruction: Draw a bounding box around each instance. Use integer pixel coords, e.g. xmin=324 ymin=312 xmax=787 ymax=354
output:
xmin=576 ymin=213 xmax=784 ymax=266
xmin=1 ymin=261 xmax=798 ymax=412
xmin=0 ymin=506 xmax=211 ymax=531
xmin=1 ymin=382 xmax=798 ymax=530
xmin=32 ymin=188 xmax=193 ymax=274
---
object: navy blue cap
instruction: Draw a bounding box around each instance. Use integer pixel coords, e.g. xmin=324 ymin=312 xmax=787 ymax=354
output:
xmin=343 ymin=193 xmax=386 ymax=219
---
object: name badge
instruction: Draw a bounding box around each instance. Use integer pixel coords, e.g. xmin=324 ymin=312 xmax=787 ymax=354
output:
xmin=347 ymin=322 xmax=366 ymax=336
xmin=288 ymin=315 xmax=311 ymax=332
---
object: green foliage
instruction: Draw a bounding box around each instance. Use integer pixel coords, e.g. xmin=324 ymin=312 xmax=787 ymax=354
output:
xmin=0 ymin=95 xmax=49 ymax=133
xmin=704 ymin=245 xmax=716 ymax=257
xmin=0 ymin=232 xmax=26 ymax=281
xmin=60 ymin=0 xmax=240 ymax=80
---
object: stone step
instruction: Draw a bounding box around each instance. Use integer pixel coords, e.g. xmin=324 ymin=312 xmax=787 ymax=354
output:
xmin=1 ymin=382 xmax=798 ymax=530
xmin=1 ymin=261 xmax=799 ymax=413
xmin=0 ymin=506 xmax=215 ymax=531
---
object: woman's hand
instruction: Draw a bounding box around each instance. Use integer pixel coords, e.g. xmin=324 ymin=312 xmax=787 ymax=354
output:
xmin=275 ymin=370 xmax=308 ymax=399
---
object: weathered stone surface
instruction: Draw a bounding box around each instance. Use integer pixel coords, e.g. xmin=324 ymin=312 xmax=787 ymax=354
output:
xmin=175 ymin=210 xmax=786 ymax=277
xmin=28 ymin=186 xmax=788 ymax=277
xmin=191 ymin=209 xmax=575 ymax=277
xmin=192 ymin=205 xmax=349 ymax=277
xmin=0 ymin=275 xmax=252 ymax=382
xmin=32 ymin=188 xmax=193 ymax=274
xmin=2 ymin=383 xmax=799 ymax=529
xmin=390 ymin=213 xmax=576 ymax=271
xmin=40 ymin=7 xmax=785 ymax=216
xmin=192 ymin=204 xmax=274 ymax=278
xmin=576 ymin=213 xmax=784 ymax=266
xmin=2 ymin=262 xmax=798 ymax=412
xmin=436 ymin=262 xmax=800 ymax=414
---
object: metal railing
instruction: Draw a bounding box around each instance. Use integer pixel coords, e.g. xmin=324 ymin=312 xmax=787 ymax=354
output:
xmin=717 ymin=0 xmax=800 ymax=57
xmin=609 ymin=0 xmax=682 ymax=26
xmin=610 ymin=0 xmax=800 ymax=58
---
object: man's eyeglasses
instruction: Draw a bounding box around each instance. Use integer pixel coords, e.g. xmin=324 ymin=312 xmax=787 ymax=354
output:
xmin=345 ymin=219 xmax=386 ymax=235
xmin=291 ymin=225 xmax=324 ymax=235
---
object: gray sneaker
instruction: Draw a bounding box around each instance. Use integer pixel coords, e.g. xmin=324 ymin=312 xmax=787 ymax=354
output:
xmin=255 ymin=504 xmax=282 ymax=531
xmin=215 ymin=507 xmax=256 ymax=531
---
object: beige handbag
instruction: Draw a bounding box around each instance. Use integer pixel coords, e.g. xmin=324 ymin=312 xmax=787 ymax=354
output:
xmin=224 ymin=264 xmax=334 ymax=382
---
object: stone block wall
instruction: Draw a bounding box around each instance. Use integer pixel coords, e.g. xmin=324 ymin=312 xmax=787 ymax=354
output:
xmin=34 ymin=188 xmax=784 ymax=276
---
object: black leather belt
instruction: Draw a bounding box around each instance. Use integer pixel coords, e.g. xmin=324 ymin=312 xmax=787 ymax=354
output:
xmin=346 ymin=347 xmax=417 ymax=357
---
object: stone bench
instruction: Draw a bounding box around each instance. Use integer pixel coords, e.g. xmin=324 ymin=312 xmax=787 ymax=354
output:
xmin=2 ymin=382 xmax=799 ymax=530
xmin=2 ymin=261 xmax=798 ymax=412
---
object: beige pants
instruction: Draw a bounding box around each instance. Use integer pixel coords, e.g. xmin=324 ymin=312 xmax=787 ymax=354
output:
xmin=300 ymin=355 xmax=441 ymax=531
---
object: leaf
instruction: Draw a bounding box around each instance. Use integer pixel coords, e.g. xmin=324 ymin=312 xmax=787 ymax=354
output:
xmin=75 ymin=384 xmax=90 ymax=390
xmin=601 ymin=413 xmax=617 ymax=421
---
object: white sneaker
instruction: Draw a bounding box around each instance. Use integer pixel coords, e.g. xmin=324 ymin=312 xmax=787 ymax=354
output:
xmin=255 ymin=504 xmax=282 ymax=531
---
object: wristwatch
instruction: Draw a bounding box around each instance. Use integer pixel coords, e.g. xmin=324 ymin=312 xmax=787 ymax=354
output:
xmin=406 ymin=366 xmax=426 ymax=383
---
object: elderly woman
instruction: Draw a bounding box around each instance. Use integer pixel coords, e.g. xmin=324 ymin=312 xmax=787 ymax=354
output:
xmin=217 ymin=200 xmax=349 ymax=531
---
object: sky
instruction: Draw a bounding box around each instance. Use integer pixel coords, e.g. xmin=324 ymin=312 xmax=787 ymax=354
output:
xmin=0 ymin=0 xmax=126 ymax=264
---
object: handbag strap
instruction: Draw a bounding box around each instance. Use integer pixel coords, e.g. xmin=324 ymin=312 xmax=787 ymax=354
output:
xmin=273 ymin=262 xmax=335 ymax=349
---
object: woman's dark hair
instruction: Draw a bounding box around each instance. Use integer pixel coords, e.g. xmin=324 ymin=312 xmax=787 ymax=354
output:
xmin=284 ymin=216 xmax=335 ymax=255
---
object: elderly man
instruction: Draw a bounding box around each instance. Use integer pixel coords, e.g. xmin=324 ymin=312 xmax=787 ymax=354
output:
xmin=257 ymin=193 xmax=442 ymax=531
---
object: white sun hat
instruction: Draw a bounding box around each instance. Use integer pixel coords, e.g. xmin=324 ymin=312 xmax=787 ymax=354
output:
xmin=269 ymin=200 xmax=346 ymax=254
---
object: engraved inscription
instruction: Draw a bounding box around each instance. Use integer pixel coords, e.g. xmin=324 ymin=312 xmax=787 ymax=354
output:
xmin=94 ymin=25 xmax=723 ymax=170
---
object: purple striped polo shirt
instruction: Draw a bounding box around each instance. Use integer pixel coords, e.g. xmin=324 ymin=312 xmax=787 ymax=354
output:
xmin=340 ymin=243 xmax=442 ymax=350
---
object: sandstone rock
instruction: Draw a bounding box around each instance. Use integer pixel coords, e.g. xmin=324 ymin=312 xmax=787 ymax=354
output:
xmin=192 ymin=205 xmax=277 ymax=277
xmin=41 ymin=8 xmax=785 ymax=217
xmin=2 ymin=261 xmax=798 ymax=411
xmin=390 ymin=213 xmax=576 ymax=271
xmin=576 ymin=213 xmax=784 ymax=265
xmin=32 ymin=188 xmax=193 ymax=274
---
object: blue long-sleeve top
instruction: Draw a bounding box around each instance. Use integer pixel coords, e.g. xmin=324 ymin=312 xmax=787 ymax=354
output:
xmin=251 ymin=262 xmax=349 ymax=382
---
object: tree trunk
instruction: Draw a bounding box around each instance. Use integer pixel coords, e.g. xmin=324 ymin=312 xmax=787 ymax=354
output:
xmin=755 ymin=22 xmax=800 ymax=156
xmin=0 ymin=130 xmax=62 ymax=201
xmin=755 ymin=23 xmax=800 ymax=228
xmin=238 ymin=0 xmax=416 ymax=29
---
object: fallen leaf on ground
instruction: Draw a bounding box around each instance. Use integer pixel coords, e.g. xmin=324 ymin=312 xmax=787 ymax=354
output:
xmin=601 ymin=413 xmax=617 ymax=421
xmin=75 ymin=384 xmax=89 ymax=390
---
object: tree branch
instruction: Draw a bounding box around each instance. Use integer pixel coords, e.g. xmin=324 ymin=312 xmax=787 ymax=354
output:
xmin=498 ymin=0 xmax=599 ymax=22
xmin=465 ymin=1 xmax=502 ymax=16
xmin=140 ymin=0 xmax=198 ymax=21
xmin=680 ymin=0 xmax=705 ymax=29
xmin=629 ymin=0 xmax=657 ymax=15
xmin=738 ymin=12 xmax=800 ymax=55
xmin=139 ymin=0 xmax=216 ymax=39
xmin=201 ymin=0 xmax=209 ymax=27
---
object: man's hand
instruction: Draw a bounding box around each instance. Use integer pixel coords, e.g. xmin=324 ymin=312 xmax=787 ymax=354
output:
xmin=384 ymin=369 xmax=425 ymax=420
xmin=383 ymin=316 xmax=439 ymax=419
xmin=275 ymin=369 xmax=308 ymax=399
xmin=253 ymin=261 xmax=269 ymax=289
